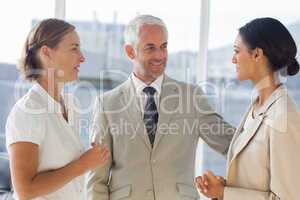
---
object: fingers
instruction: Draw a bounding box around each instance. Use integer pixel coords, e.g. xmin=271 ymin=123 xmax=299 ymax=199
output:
xmin=205 ymin=170 xmax=214 ymax=178
xmin=196 ymin=171 xmax=225 ymax=199
xmin=90 ymin=143 xmax=110 ymax=160
xmin=98 ymin=145 xmax=110 ymax=164
xmin=91 ymin=143 xmax=108 ymax=152
xmin=99 ymin=149 xmax=110 ymax=164
xmin=91 ymin=142 xmax=100 ymax=149
xmin=205 ymin=170 xmax=218 ymax=183
xmin=203 ymin=173 xmax=209 ymax=186
xmin=195 ymin=176 xmax=208 ymax=193
xmin=195 ymin=171 xmax=215 ymax=194
xmin=195 ymin=176 xmax=201 ymax=189
xmin=217 ymin=176 xmax=226 ymax=185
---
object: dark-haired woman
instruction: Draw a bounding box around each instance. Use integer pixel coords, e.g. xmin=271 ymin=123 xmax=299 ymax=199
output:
xmin=5 ymin=19 xmax=109 ymax=200
xmin=195 ymin=17 xmax=300 ymax=200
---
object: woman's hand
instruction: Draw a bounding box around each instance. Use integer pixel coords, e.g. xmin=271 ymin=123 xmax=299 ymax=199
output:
xmin=195 ymin=171 xmax=225 ymax=199
xmin=78 ymin=143 xmax=110 ymax=172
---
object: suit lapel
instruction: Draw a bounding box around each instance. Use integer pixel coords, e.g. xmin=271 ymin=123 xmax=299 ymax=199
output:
xmin=152 ymin=76 xmax=179 ymax=151
xmin=229 ymin=114 xmax=265 ymax=164
xmin=120 ymin=79 xmax=152 ymax=151
xmin=226 ymin=102 xmax=254 ymax=163
xmin=226 ymin=114 xmax=265 ymax=182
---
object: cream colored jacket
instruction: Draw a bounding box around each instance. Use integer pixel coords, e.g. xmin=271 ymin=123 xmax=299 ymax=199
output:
xmin=224 ymin=85 xmax=300 ymax=200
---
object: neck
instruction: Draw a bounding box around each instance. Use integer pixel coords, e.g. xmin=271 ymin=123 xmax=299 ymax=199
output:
xmin=38 ymin=76 xmax=64 ymax=103
xmin=133 ymin=72 xmax=158 ymax=85
xmin=253 ymin=73 xmax=280 ymax=106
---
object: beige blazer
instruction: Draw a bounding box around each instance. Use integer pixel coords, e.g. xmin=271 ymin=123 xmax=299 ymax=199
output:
xmin=86 ymin=75 xmax=235 ymax=200
xmin=224 ymin=85 xmax=300 ymax=200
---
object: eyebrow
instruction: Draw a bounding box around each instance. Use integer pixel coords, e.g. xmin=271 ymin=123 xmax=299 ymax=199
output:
xmin=144 ymin=42 xmax=168 ymax=47
xmin=144 ymin=43 xmax=155 ymax=47
xmin=233 ymin=45 xmax=239 ymax=49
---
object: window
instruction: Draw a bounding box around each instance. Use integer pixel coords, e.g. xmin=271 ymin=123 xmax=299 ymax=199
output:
xmin=0 ymin=0 xmax=54 ymax=151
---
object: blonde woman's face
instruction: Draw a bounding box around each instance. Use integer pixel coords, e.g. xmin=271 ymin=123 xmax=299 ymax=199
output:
xmin=48 ymin=30 xmax=85 ymax=82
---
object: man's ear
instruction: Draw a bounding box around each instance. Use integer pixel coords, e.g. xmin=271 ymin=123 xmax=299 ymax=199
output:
xmin=125 ymin=44 xmax=136 ymax=60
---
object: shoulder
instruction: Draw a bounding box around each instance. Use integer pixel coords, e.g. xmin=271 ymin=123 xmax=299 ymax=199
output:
xmin=103 ymin=79 xmax=130 ymax=100
xmin=6 ymin=90 xmax=47 ymax=147
xmin=93 ymin=79 xmax=130 ymax=111
xmin=267 ymin=90 xmax=299 ymax=118
xmin=9 ymin=88 xmax=46 ymax=119
xmin=266 ymin=91 xmax=300 ymax=134
xmin=163 ymin=75 xmax=202 ymax=94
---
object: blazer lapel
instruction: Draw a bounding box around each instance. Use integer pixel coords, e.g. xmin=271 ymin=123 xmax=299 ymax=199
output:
xmin=152 ymin=76 xmax=179 ymax=151
xmin=120 ymin=79 xmax=152 ymax=151
xmin=230 ymin=114 xmax=265 ymax=164
xmin=226 ymin=84 xmax=287 ymax=179
xmin=226 ymin=104 xmax=253 ymax=164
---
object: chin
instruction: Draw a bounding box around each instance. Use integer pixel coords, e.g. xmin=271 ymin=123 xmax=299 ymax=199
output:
xmin=72 ymin=71 xmax=79 ymax=80
xmin=236 ymin=74 xmax=249 ymax=81
xmin=236 ymin=73 xmax=244 ymax=81
xmin=72 ymin=75 xmax=78 ymax=81
xmin=152 ymin=68 xmax=165 ymax=76
xmin=67 ymin=75 xmax=78 ymax=82
xmin=150 ymin=73 xmax=163 ymax=80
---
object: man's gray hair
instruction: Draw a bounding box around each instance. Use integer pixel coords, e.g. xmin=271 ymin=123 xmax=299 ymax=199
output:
xmin=124 ymin=14 xmax=168 ymax=47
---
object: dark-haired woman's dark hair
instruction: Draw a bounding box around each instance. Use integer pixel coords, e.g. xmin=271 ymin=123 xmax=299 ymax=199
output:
xmin=239 ymin=17 xmax=299 ymax=76
xmin=19 ymin=18 xmax=75 ymax=81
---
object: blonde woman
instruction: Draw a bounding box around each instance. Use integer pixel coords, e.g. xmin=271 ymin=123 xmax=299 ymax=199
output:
xmin=6 ymin=19 xmax=109 ymax=200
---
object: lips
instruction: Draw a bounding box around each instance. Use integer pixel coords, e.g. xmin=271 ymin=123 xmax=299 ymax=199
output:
xmin=151 ymin=63 xmax=163 ymax=67
xmin=150 ymin=61 xmax=165 ymax=67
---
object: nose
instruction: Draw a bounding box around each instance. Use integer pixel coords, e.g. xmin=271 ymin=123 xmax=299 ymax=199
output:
xmin=79 ymin=51 xmax=85 ymax=63
xmin=154 ymin=48 xmax=167 ymax=60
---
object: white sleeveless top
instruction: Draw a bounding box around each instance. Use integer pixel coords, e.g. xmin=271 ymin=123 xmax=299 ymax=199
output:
xmin=5 ymin=83 xmax=85 ymax=200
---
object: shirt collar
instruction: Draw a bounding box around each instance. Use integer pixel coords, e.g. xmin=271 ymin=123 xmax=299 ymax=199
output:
xmin=31 ymin=82 xmax=63 ymax=113
xmin=130 ymin=73 xmax=164 ymax=96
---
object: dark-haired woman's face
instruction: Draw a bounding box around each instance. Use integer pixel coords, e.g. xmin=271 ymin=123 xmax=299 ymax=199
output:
xmin=48 ymin=30 xmax=85 ymax=82
xmin=232 ymin=35 xmax=256 ymax=81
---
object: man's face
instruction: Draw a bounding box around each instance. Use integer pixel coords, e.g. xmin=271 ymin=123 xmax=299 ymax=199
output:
xmin=127 ymin=24 xmax=168 ymax=82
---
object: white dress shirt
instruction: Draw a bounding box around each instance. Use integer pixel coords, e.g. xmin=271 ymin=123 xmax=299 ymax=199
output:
xmin=5 ymin=83 xmax=85 ymax=200
xmin=130 ymin=73 xmax=164 ymax=116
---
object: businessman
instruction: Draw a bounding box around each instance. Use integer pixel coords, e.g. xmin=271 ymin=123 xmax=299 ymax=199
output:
xmin=86 ymin=14 xmax=235 ymax=200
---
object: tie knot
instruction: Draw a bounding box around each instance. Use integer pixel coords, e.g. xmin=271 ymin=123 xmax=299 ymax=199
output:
xmin=143 ymin=86 xmax=156 ymax=96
